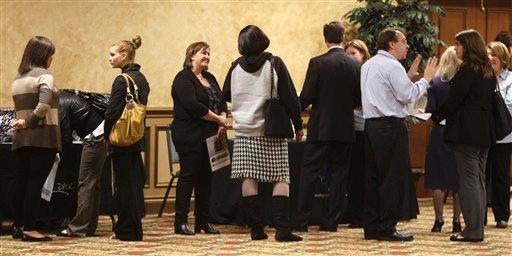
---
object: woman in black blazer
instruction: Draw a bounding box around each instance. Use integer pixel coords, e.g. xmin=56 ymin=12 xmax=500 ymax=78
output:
xmin=104 ymin=35 xmax=150 ymax=241
xmin=170 ymin=41 xmax=227 ymax=235
xmin=432 ymin=29 xmax=496 ymax=242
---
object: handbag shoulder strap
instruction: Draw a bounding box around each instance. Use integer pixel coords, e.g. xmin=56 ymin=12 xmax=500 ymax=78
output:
xmin=269 ymin=57 xmax=277 ymax=99
xmin=120 ymin=73 xmax=140 ymax=103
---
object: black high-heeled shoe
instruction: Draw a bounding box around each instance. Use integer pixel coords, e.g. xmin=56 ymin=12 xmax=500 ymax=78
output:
xmin=452 ymin=219 xmax=462 ymax=233
xmin=174 ymin=224 xmax=195 ymax=235
xmin=431 ymin=219 xmax=444 ymax=232
xmin=194 ymin=223 xmax=220 ymax=234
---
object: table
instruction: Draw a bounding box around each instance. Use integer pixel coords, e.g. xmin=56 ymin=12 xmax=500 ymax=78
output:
xmin=0 ymin=142 xmax=116 ymax=222
xmin=210 ymin=140 xmax=336 ymax=225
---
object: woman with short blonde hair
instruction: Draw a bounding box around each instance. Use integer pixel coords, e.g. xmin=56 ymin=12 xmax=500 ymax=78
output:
xmin=486 ymin=41 xmax=512 ymax=229
xmin=424 ymin=46 xmax=462 ymax=234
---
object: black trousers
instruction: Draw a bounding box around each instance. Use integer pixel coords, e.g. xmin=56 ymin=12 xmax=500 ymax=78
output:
xmin=174 ymin=142 xmax=212 ymax=226
xmin=13 ymin=146 xmax=57 ymax=231
xmin=296 ymin=141 xmax=352 ymax=227
xmin=112 ymin=151 xmax=144 ymax=241
xmin=486 ymin=143 xmax=512 ymax=222
xmin=363 ymin=117 xmax=415 ymax=236
xmin=345 ymin=131 xmax=366 ymax=224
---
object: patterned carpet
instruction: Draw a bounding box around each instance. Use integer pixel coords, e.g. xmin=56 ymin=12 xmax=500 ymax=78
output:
xmin=1 ymin=198 xmax=511 ymax=256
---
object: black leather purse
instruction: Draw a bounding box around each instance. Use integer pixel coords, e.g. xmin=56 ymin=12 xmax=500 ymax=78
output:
xmin=493 ymin=82 xmax=512 ymax=140
xmin=264 ymin=57 xmax=294 ymax=138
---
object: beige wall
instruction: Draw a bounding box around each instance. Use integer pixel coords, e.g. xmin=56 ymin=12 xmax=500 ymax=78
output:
xmin=0 ymin=1 xmax=361 ymax=107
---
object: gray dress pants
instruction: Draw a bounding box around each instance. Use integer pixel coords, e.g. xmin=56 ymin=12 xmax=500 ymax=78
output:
xmin=452 ymin=144 xmax=488 ymax=240
xmin=68 ymin=134 xmax=108 ymax=235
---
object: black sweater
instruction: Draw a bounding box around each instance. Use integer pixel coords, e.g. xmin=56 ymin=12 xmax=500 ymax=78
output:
xmin=170 ymin=68 xmax=227 ymax=152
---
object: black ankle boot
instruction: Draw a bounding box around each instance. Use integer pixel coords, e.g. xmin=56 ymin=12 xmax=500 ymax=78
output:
xmin=431 ymin=219 xmax=444 ymax=232
xmin=272 ymin=196 xmax=302 ymax=242
xmin=452 ymin=219 xmax=462 ymax=233
xmin=242 ymin=195 xmax=268 ymax=240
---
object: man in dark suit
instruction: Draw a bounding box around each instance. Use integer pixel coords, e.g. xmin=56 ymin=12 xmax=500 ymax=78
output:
xmin=294 ymin=21 xmax=361 ymax=232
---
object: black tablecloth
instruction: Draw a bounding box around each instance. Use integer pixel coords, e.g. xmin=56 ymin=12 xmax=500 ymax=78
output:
xmin=0 ymin=143 xmax=116 ymax=222
xmin=210 ymin=140 xmax=332 ymax=225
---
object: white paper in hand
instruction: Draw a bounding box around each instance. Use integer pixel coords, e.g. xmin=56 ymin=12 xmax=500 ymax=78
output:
xmin=41 ymin=153 xmax=60 ymax=202
xmin=206 ymin=135 xmax=230 ymax=172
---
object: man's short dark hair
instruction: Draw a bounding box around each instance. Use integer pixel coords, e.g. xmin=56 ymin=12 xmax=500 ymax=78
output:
xmin=238 ymin=25 xmax=270 ymax=56
xmin=323 ymin=21 xmax=344 ymax=44
xmin=377 ymin=28 xmax=405 ymax=51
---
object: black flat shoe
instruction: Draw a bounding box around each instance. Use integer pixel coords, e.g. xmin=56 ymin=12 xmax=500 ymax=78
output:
xmin=431 ymin=219 xmax=444 ymax=232
xmin=275 ymin=229 xmax=302 ymax=242
xmin=452 ymin=219 xmax=462 ymax=233
xmin=449 ymin=234 xmax=483 ymax=242
xmin=21 ymin=233 xmax=52 ymax=242
xmin=378 ymin=230 xmax=414 ymax=241
xmin=250 ymin=227 xmax=268 ymax=240
xmin=12 ymin=227 xmax=23 ymax=239
xmin=174 ymin=224 xmax=195 ymax=235
xmin=496 ymin=220 xmax=508 ymax=228
xmin=194 ymin=223 xmax=220 ymax=234
xmin=319 ymin=224 xmax=337 ymax=232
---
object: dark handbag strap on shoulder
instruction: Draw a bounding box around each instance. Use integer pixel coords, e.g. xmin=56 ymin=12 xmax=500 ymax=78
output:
xmin=269 ymin=57 xmax=277 ymax=99
xmin=120 ymin=73 xmax=141 ymax=103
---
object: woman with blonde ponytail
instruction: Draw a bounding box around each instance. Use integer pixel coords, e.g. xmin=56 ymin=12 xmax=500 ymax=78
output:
xmin=104 ymin=35 xmax=150 ymax=241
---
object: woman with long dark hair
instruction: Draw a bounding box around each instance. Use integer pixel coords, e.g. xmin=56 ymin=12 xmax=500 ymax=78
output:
xmin=432 ymin=29 xmax=496 ymax=242
xmin=11 ymin=36 xmax=59 ymax=242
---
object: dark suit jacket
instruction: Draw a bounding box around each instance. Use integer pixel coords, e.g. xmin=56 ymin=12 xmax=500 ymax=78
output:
xmin=170 ymin=68 xmax=227 ymax=152
xmin=299 ymin=47 xmax=362 ymax=143
xmin=104 ymin=64 xmax=150 ymax=153
xmin=432 ymin=65 xmax=496 ymax=146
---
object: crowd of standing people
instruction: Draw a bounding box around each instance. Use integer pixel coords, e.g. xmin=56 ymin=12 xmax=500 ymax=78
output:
xmin=8 ymin=21 xmax=511 ymax=244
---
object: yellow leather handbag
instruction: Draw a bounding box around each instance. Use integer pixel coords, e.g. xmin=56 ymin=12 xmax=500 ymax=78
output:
xmin=109 ymin=73 xmax=146 ymax=147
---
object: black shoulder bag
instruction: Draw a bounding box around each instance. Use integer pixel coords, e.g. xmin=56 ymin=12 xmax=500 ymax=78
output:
xmin=493 ymin=80 xmax=512 ymax=140
xmin=263 ymin=57 xmax=294 ymax=138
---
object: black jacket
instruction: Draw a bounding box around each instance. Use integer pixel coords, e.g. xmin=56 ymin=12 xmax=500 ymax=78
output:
xmin=170 ymin=68 xmax=227 ymax=152
xmin=59 ymin=90 xmax=103 ymax=144
xmin=104 ymin=64 xmax=150 ymax=153
xmin=432 ymin=64 xmax=496 ymax=146
xmin=299 ymin=48 xmax=362 ymax=142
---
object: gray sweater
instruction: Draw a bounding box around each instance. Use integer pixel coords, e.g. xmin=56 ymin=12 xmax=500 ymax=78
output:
xmin=223 ymin=53 xmax=302 ymax=137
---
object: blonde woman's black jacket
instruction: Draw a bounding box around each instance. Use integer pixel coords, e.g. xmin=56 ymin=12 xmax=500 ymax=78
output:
xmin=170 ymin=68 xmax=227 ymax=152
xmin=104 ymin=64 xmax=150 ymax=153
xmin=432 ymin=64 xmax=496 ymax=146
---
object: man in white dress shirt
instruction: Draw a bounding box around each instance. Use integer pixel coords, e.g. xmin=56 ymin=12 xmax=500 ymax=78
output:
xmin=361 ymin=28 xmax=437 ymax=241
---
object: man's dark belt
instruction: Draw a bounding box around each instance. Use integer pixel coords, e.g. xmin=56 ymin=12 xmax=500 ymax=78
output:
xmin=367 ymin=116 xmax=404 ymax=121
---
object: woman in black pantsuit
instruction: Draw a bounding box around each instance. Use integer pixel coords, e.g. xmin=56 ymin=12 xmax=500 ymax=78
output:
xmin=170 ymin=41 xmax=227 ymax=235
xmin=432 ymin=29 xmax=496 ymax=242
xmin=104 ymin=35 xmax=150 ymax=241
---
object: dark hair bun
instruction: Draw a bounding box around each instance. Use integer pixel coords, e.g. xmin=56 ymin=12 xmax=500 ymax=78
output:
xmin=131 ymin=35 xmax=142 ymax=49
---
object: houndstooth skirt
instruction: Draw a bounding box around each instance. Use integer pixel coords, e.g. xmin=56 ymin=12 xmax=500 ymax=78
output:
xmin=231 ymin=136 xmax=290 ymax=183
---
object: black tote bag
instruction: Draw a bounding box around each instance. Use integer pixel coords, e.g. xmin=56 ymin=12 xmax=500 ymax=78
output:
xmin=263 ymin=57 xmax=294 ymax=138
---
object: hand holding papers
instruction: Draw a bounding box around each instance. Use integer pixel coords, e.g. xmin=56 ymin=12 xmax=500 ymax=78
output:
xmin=206 ymin=134 xmax=230 ymax=172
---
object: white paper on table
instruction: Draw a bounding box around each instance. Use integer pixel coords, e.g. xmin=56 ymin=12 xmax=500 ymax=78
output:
xmin=413 ymin=112 xmax=445 ymax=125
xmin=41 ymin=153 xmax=60 ymax=202
xmin=206 ymin=134 xmax=230 ymax=172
